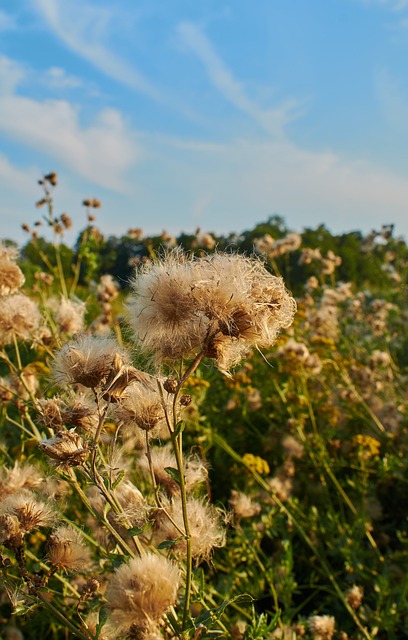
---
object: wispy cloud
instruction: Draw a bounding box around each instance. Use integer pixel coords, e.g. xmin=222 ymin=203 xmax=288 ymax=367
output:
xmin=44 ymin=67 xmax=83 ymax=89
xmin=177 ymin=21 xmax=303 ymax=139
xmin=0 ymin=56 xmax=139 ymax=192
xmin=32 ymin=0 xmax=162 ymax=99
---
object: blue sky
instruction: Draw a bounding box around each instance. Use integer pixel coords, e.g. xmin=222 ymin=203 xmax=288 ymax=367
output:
xmin=1 ymin=0 xmax=408 ymax=244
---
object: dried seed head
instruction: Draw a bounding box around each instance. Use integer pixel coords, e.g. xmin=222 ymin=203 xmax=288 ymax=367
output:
xmin=1 ymin=492 xmax=54 ymax=533
xmin=0 ymin=462 xmax=44 ymax=501
xmin=0 ymin=259 xmax=25 ymax=296
xmin=47 ymin=524 xmax=91 ymax=571
xmin=155 ymin=496 xmax=226 ymax=564
xmin=38 ymin=430 xmax=89 ymax=468
xmin=105 ymin=554 xmax=180 ymax=636
xmin=52 ymin=334 xmax=130 ymax=389
xmin=0 ymin=513 xmax=23 ymax=546
xmin=127 ymin=251 xmax=296 ymax=372
xmin=308 ymin=615 xmax=336 ymax=640
xmin=44 ymin=172 xmax=58 ymax=186
xmin=0 ymin=294 xmax=41 ymax=345
xmin=48 ymin=296 xmax=86 ymax=335
xmin=345 ymin=585 xmax=364 ymax=609
xmin=229 ymin=490 xmax=261 ymax=519
xmin=112 ymin=380 xmax=171 ymax=434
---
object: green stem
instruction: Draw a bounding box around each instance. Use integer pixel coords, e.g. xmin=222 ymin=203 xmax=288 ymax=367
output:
xmin=36 ymin=592 xmax=92 ymax=640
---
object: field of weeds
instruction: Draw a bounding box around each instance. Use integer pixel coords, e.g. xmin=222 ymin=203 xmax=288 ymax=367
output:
xmin=0 ymin=174 xmax=407 ymax=640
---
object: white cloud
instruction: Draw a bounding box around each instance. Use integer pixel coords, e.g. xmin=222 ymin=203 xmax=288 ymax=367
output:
xmin=32 ymin=0 xmax=161 ymax=99
xmin=44 ymin=66 xmax=83 ymax=89
xmin=137 ymin=132 xmax=408 ymax=238
xmin=0 ymin=55 xmax=25 ymax=96
xmin=0 ymin=56 xmax=139 ymax=192
xmin=176 ymin=21 xmax=303 ymax=139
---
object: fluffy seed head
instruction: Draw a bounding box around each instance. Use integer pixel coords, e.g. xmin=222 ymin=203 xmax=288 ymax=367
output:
xmin=155 ymin=496 xmax=226 ymax=564
xmin=127 ymin=251 xmax=296 ymax=372
xmin=308 ymin=615 xmax=336 ymax=640
xmin=0 ymin=259 xmax=25 ymax=296
xmin=47 ymin=525 xmax=91 ymax=571
xmin=0 ymin=294 xmax=41 ymax=345
xmin=52 ymin=334 xmax=129 ymax=389
xmin=1 ymin=492 xmax=54 ymax=533
xmin=105 ymin=554 xmax=180 ymax=635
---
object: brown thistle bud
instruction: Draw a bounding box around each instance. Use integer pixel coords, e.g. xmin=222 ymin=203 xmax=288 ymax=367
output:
xmin=38 ymin=430 xmax=89 ymax=468
xmin=60 ymin=213 xmax=72 ymax=229
xmin=21 ymin=224 xmax=30 ymax=233
xmin=180 ymin=394 xmax=192 ymax=406
xmin=79 ymin=577 xmax=100 ymax=596
xmin=91 ymin=199 xmax=101 ymax=208
xmin=44 ymin=172 xmax=58 ymax=186
xmin=82 ymin=199 xmax=92 ymax=207
xmin=163 ymin=378 xmax=178 ymax=394
xmin=87 ymin=213 xmax=95 ymax=222
xmin=35 ymin=199 xmax=47 ymax=208
xmin=54 ymin=223 xmax=63 ymax=234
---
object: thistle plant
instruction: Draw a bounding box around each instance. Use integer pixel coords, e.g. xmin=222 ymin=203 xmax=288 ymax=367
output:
xmin=0 ymin=176 xmax=407 ymax=640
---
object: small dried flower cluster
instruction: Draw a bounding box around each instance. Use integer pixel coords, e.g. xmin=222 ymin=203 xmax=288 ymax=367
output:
xmin=255 ymin=232 xmax=302 ymax=257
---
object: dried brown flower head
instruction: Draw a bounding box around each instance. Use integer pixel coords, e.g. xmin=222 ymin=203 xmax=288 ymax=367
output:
xmin=0 ymin=294 xmax=41 ymax=345
xmin=47 ymin=524 xmax=91 ymax=571
xmin=0 ymin=259 xmax=25 ymax=296
xmin=308 ymin=615 xmax=336 ymax=640
xmin=155 ymin=495 xmax=226 ymax=563
xmin=52 ymin=334 xmax=129 ymax=389
xmin=38 ymin=430 xmax=89 ymax=468
xmin=127 ymin=251 xmax=296 ymax=372
xmin=1 ymin=492 xmax=54 ymax=534
xmin=105 ymin=554 xmax=180 ymax=636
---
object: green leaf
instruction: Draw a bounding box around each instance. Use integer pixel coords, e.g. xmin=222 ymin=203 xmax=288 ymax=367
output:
xmin=157 ymin=535 xmax=187 ymax=550
xmin=111 ymin=470 xmax=126 ymax=490
xmin=95 ymin=606 xmax=109 ymax=639
xmin=195 ymin=594 xmax=254 ymax=628
xmin=173 ymin=420 xmax=186 ymax=438
xmin=164 ymin=466 xmax=182 ymax=485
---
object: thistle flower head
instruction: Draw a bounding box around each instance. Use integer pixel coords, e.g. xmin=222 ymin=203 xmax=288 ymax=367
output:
xmin=0 ymin=259 xmax=25 ymax=296
xmin=47 ymin=296 xmax=86 ymax=335
xmin=0 ymin=294 xmax=41 ymax=345
xmin=47 ymin=524 xmax=91 ymax=571
xmin=112 ymin=379 xmax=172 ymax=434
xmin=155 ymin=495 xmax=226 ymax=564
xmin=0 ymin=462 xmax=44 ymax=501
xmin=308 ymin=615 xmax=336 ymax=640
xmin=1 ymin=492 xmax=54 ymax=534
xmin=229 ymin=490 xmax=261 ymax=519
xmin=127 ymin=251 xmax=296 ymax=372
xmin=52 ymin=334 xmax=130 ymax=389
xmin=38 ymin=393 xmax=99 ymax=433
xmin=127 ymin=251 xmax=209 ymax=361
xmin=139 ymin=445 xmax=207 ymax=494
xmin=105 ymin=553 xmax=180 ymax=636
xmin=38 ymin=429 xmax=89 ymax=468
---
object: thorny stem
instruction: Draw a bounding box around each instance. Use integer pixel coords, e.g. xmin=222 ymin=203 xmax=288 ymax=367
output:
xmin=212 ymin=432 xmax=372 ymax=640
